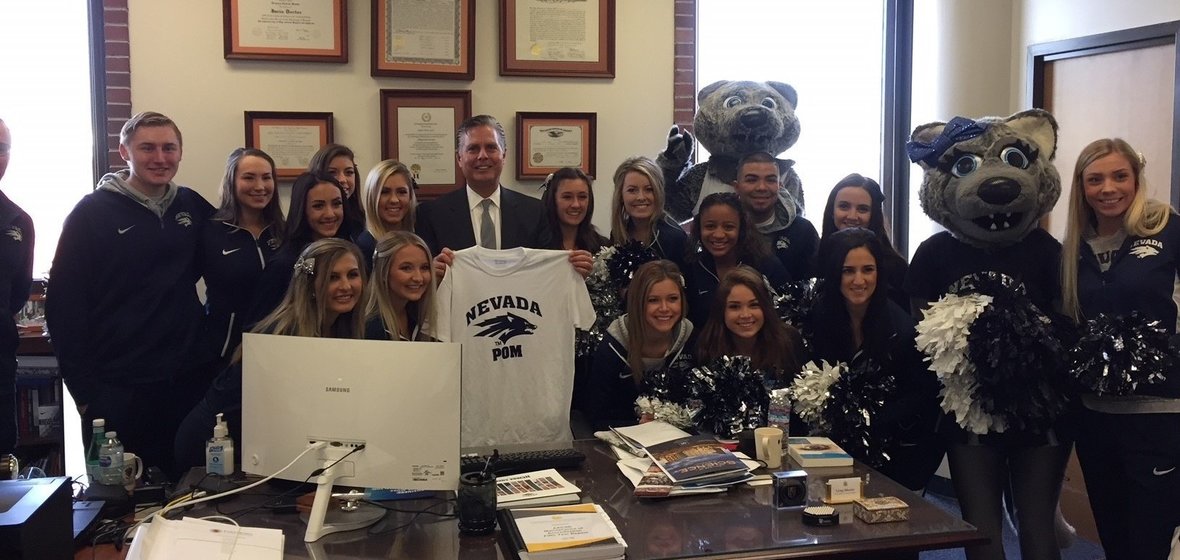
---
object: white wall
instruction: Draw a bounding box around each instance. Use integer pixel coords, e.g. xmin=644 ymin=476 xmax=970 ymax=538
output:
xmin=126 ymin=0 xmax=674 ymax=232
xmin=908 ymin=0 xmax=1017 ymax=251
xmin=908 ymin=0 xmax=1180 ymax=251
xmin=1013 ymin=0 xmax=1180 ymax=111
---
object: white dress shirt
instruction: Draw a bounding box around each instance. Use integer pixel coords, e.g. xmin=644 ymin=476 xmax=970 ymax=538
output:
xmin=466 ymin=185 xmax=501 ymax=248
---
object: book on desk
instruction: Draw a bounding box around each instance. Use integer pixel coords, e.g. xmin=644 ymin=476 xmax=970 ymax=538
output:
xmin=498 ymin=502 xmax=626 ymax=560
xmin=786 ymin=436 xmax=854 ymax=467
xmin=496 ymin=468 xmax=581 ymax=510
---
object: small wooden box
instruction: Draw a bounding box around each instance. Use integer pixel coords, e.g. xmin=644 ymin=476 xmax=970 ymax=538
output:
xmin=853 ymin=496 xmax=909 ymax=524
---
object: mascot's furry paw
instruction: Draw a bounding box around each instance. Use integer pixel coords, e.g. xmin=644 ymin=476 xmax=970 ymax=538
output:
xmin=659 ymin=125 xmax=695 ymax=170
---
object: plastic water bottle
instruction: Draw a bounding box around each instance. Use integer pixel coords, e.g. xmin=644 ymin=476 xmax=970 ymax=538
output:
xmin=98 ymin=431 xmax=124 ymax=486
xmin=85 ymin=419 xmax=105 ymax=484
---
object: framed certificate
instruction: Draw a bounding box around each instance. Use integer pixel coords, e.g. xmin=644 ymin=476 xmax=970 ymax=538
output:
xmin=380 ymin=90 xmax=472 ymax=198
xmin=500 ymin=0 xmax=615 ymax=78
xmin=516 ymin=112 xmax=596 ymax=180
xmin=371 ymin=0 xmax=475 ymax=79
xmin=224 ymin=0 xmax=348 ymax=63
xmin=244 ymin=111 xmax=334 ymax=179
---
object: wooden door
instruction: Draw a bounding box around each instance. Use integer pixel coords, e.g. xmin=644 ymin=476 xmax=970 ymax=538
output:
xmin=1029 ymin=21 xmax=1180 ymax=544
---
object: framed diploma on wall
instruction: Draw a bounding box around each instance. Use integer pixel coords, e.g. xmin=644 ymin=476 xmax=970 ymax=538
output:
xmin=223 ymin=0 xmax=348 ymax=63
xmin=500 ymin=0 xmax=615 ymax=78
xmin=380 ymin=90 xmax=472 ymax=198
xmin=516 ymin=112 xmax=596 ymax=180
xmin=244 ymin=111 xmax=334 ymax=179
xmin=371 ymin=0 xmax=475 ymax=79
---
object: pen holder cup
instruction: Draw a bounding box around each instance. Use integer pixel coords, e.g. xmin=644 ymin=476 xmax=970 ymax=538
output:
xmin=457 ymin=472 xmax=497 ymax=535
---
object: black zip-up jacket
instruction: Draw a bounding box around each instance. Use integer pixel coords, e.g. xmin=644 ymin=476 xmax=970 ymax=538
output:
xmin=198 ymin=222 xmax=279 ymax=361
xmin=1078 ymin=216 xmax=1180 ymax=398
xmin=47 ymin=183 xmax=212 ymax=405
xmin=0 ymin=190 xmax=33 ymax=356
xmin=585 ymin=316 xmax=695 ymax=430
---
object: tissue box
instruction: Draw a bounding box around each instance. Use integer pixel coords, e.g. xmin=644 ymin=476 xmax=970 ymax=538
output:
xmin=853 ymin=496 xmax=909 ymax=524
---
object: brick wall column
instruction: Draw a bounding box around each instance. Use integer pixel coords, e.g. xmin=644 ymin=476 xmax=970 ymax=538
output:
xmin=91 ymin=0 xmax=131 ymax=179
xmin=673 ymin=0 xmax=697 ymax=134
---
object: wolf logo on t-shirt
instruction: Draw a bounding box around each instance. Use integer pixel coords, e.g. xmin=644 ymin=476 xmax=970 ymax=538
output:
xmin=473 ymin=312 xmax=537 ymax=343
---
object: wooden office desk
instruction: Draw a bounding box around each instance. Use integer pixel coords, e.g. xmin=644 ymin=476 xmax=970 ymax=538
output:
xmin=78 ymin=440 xmax=982 ymax=559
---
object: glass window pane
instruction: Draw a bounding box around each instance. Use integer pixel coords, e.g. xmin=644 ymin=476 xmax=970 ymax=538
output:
xmin=697 ymin=0 xmax=885 ymax=217
xmin=0 ymin=2 xmax=93 ymax=277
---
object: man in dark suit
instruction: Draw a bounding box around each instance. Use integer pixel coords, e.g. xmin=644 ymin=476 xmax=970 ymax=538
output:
xmin=417 ymin=115 xmax=549 ymax=255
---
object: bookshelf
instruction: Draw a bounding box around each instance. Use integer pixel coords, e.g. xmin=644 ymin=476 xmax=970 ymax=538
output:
xmin=14 ymin=277 xmax=63 ymax=476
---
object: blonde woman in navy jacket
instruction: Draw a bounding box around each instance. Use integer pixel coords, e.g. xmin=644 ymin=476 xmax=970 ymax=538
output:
xmin=1060 ymin=138 xmax=1180 ymax=560
xmin=356 ymin=159 xmax=418 ymax=268
xmin=609 ymin=157 xmax=689 ymax=271
xmin=364 ymin=231 xmax=436 ymax=341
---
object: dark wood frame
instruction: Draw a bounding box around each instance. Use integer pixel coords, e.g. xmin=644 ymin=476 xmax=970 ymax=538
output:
xmin=379 ymin=89 xmax=473 ymax=198
xmin=499 ymin=0 xmax=615 ymax=78
xmin=223 ymin=0 xmax=348 ymax=63
xmin=882 ymin=0 xmax=914 ymax=256
xmin=244 ymin=111 xmax=334 ymax=179
xmin=371 ymin=0 xmax=475 ymax=79
xmin=515 ymin=112 xmax=597 ymax=180
xmin=1028 ymin=20 xmax=1180 ymax=204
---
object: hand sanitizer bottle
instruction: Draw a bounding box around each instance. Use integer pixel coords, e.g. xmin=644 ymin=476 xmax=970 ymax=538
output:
xmin=206 ymin=413 xmax=235 ymax=476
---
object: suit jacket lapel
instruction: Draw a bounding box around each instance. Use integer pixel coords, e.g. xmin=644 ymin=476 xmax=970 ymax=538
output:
xmin=445 ymin=190 xmax=477 ymax=249
xmin=500 ymin=188 xmax=518 ymax=249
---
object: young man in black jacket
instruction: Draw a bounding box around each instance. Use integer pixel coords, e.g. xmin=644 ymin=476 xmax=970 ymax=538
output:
xmin=47 ymin=112 xmax=212 ymax=477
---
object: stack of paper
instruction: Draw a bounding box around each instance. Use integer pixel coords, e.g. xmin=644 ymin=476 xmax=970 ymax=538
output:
xmin=498 ymin=503 xmax=626 ymax=560
xmin=496 ymin=468 xmax=582 ymax=510
xmin=608 ymin=421 xmax=693 ymax=455
xmin=126 ymin=517 xmax=284 ymax=560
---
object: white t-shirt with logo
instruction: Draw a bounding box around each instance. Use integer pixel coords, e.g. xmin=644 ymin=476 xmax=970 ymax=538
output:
xmin=430 ymin=247 xmax=595 ymax=447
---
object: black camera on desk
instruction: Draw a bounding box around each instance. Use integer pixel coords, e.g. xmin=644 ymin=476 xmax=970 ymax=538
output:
xmin=772 ymin=470 xmax=807 ymax=509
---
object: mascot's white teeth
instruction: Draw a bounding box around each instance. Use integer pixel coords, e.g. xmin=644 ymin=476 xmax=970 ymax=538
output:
xmin=973 ymin=212 xmax=1023 ymax=231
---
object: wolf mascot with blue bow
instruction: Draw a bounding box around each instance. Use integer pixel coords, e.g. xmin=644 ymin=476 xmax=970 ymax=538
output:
xmin=905 ymin=109 xmax=1071 ymax=560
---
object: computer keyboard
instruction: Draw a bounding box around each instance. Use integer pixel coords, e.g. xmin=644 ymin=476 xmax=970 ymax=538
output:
xmin=459 ymin=448 xmax=587 ymax=475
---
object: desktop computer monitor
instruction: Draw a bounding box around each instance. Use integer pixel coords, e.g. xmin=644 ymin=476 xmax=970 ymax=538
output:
xmin=241 ymin=334 xmax=461 ymax=542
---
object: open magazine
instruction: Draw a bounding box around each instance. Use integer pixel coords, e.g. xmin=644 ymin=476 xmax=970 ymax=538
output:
xmin=644 ymin=435 xmax=751 ymax=486
xmin=607 ymin=421 xmax=753 ymax=498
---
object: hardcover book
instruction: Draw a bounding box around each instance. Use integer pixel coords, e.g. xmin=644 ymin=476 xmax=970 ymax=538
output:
xmin=786 ymin=436 xmax=854 ymax=467
xmin=498 ymin=503 xmax=626 ymax=560
xmin=496 ymin=469 xmax=582 ymax=510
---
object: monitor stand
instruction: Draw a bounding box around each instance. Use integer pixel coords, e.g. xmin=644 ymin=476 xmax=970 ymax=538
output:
xmin=302 ymin=445 xmax=385 ymax=542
